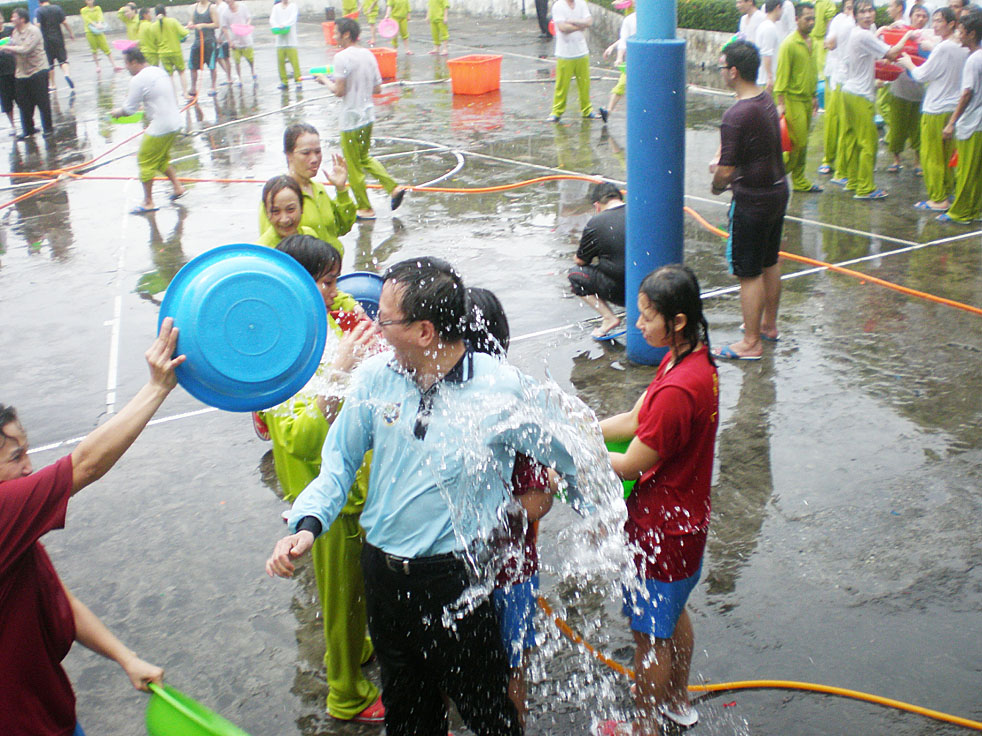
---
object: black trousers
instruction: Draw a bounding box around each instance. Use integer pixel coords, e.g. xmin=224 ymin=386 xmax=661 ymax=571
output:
xmin=535 ymin=0 xmax=550 ymax=34
xmin=14 ymin=70 xmax=52 ymax=136
xmin=361 ymin=543 xmax=521 ymax=736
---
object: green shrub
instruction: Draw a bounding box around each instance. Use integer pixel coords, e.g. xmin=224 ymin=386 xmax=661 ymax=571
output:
xmin=678 ymin=0 xmax=741 ymax=32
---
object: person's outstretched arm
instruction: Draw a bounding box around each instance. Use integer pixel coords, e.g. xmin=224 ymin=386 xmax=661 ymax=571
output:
xmin=70 ymin=318 xmax=185 ymax=494
xmin=64 ymin=586 xmax=164 ymax=691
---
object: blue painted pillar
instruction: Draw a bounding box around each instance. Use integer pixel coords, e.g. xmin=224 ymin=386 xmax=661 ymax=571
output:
xmin=624 ymin=0 xmax=686 ymax=364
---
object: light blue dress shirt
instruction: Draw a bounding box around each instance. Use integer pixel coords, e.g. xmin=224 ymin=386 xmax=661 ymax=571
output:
xmin=288 ymin=349 xmax=582 ymax=558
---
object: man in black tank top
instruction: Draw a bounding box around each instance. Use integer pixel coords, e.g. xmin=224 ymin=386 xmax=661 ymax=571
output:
xmin=187 ymin=0 xmax=219 ymax=96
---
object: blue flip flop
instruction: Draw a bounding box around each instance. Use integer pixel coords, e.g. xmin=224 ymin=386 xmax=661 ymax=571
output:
xmin=713 ymin=345 xmax=761 ymax=361
xmin=593 ymin=327 xmax=627 ymax=342
xmin=130 ymin=205 xmax=159 ymax=215
xmin=740 ymin=324 xmax=779 ymax=342
xmin=913 ymin=201 xmax=946 ymax=211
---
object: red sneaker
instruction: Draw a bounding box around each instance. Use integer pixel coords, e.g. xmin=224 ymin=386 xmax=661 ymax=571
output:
xmin=349 ymin=696 xmax=385 ymax=725
xmin=252 ymin=411 xmax=270 ymax=441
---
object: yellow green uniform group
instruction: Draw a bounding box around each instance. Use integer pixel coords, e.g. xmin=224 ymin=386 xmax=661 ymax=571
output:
xmin=260 ymin=330 xmax=380 ymax=720
xmin=80 ymin=5 xmax=112 ymax=55
xmin=810 ymin=0 xmax=836 ymax=76
xmin=774 ymin=30 xmax=818 ymax=192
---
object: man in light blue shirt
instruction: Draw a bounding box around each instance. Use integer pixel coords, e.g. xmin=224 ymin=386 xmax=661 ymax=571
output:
xmin=267 ymin=257 xmax=577 ymax=736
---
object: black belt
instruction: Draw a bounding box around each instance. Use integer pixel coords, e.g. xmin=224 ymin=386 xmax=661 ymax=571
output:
xmin=370 ymin=544 xmax=461 ymax=576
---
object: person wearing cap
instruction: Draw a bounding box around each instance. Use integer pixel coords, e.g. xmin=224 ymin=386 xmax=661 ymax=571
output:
xmin=567 ymin=181 xmax=626 ymax=341
xmin=0 ymin=320 xmax=181 ymax=736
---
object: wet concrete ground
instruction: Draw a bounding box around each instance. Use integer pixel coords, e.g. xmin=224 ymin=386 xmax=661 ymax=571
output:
xmin=2 ymin=12 xmax=981 ymax=736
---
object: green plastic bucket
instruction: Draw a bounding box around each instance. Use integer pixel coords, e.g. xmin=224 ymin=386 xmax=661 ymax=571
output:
xmin=604 ymin=439 xmax=636 ymax=499
xmin=146 ymin=683 xmax=252 ymax=736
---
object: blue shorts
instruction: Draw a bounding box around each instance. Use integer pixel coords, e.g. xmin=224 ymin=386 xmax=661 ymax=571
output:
xmin=622 ymin=566 xmax=701 ymax=639
xmin=492 ymin=575 xmax=538 ymax=668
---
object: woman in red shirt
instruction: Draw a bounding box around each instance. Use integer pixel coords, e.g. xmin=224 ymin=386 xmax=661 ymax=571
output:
xmin=601 ymin=264 xmax=719 ymax=735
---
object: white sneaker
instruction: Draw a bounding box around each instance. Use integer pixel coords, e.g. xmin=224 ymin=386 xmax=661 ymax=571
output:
xmin=658 ymin=702 xmax=699 ymax=727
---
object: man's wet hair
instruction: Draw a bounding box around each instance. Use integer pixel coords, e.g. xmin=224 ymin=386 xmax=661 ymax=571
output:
xmin=0 ymin=405 xmax=19 ymax=449
xmin=589 ymin=181 xmax=623 ymax=205
xmin=276 ymin=234 xmax=341 ymax=281
xmin=891 ymin=0 xmax=906 ymax=13
xmin=934 ymin=6 xmax=956 ymax=23
xmin=465 ymin=287 xmax=510 ymax=358
xmin=123 ymin=47 xmax=147 ymax=65
xmin=796 ymin=2 xmax=815 ymax=16
xmin=639 ymin=264 xmax=713 ymax=366
xmin=383 ymin=257 xmax=468 ymax=342
xmin=960 ymin=6 xmax=982 ymax=39
xmin=764 ymin=0 xmax=782 ymax=13
xmin=723 ymin=39 xmax=760 ymax=82
xmin=283 ymin=122 xmax=319 ymax=154
xmin=262 ymin=174 xmax=304 ymax=213
xmin=854 ymin=0 xmax=874 ymax=13
xmin=337 ymin=17 xmax=360 ymax=41
xmin=12 ymin=8 xmax=29 ymax=21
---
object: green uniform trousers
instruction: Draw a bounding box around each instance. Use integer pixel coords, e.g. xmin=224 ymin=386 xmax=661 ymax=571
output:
xmin=429 ymin=18 xmax=448 ymax=44
xmin=840 ymin=91 xmax=879 ymax=196
xmin=340 ymin=122 xmax=398 ymax=211
xmin=824 ymin=83 xmax=842 ymax=169
xmin=785 ymin=96 xmax=815 ymax=191
xmin=551 ymin=55 xmax=592 ymax=118
xmin=277 ymin=46 xmax=300 ymax=85
xmin=919 ymin=112 xmax=954 ymax=203
xmin=948 ymin=131 xmax=982 ymax=223
xmin=312 ymin=512 xmax=379 ymax=719
xmin=391 ymin=17 xmax=410 ymax=46
xmin=886 ymin=92 xmax=921 ymax=156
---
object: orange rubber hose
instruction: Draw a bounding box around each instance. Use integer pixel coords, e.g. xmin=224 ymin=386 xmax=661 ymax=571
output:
xmin=683 ymin=206 xmax=982 ymax=318
xmin=536 ymin=596 xmax=982 ymax=731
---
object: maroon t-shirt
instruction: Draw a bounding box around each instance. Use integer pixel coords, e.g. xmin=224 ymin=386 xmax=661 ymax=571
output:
xmin=627 ymin=347 xmax=719 ymax=582
xmin=718 ymin=91 xmax=789 ymax=215
xmin=1 ymin=455 xmax=77 ymax=736
xmin=495 ymin=454 xmax=548 ymax=587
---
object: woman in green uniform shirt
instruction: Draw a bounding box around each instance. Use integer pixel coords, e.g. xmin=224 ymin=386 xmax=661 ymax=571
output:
xmin=258 ymin=123 xmax=356 ymax=257
xmin=80 ymin=0 xmax=120 ymax=72
xmin=146 ymin=6 xmax=190 ymax=98
xmin=119 ymin=2 xmax=140 ymax=40
xmin=260 ymin=235 xmax=385 ymax=725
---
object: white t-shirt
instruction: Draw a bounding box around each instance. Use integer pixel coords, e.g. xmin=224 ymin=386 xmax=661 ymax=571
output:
xmin=221 ymin=3 xmax=252 ymax=48
xmin=738 ymin=8 xmax=765 ymax=43
xmin=755 ymin=18 xmax=779 ymax=86
xmin=334 ymin=45 xmax=381 ymax=131
xmin=955 ymin=48 xmax=982 ymax=139
xmin=778 ymin=0 xmax=796 ymax=42
xmin=616 ymin=11 xmax=636 ymax=55
xmin=842 ymin=26 xmax=889 ymax=101
xmin=824 ymin=12 xmax=855 ymax=87
xmin=890 ymin=69 xmax=924 ymax=102
xmin=552 ymin=0 xmax=591 ymax=59
xmin=268 ymin=2 xmax=297 ymax=47
xmin=123 ymin=65 xmax=181 ymax=136
xmin=912 ymin=37 xmax=969 ymax=114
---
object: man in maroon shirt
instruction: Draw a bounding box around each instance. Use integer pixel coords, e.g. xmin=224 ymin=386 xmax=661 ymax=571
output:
xmin=1 ymin=319 xmax=184 ymax=736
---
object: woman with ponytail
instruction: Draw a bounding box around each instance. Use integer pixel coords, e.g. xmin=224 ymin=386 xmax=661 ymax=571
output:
xmin=599 ymin=264 xmax=718 ymax=736
xmin=146 ymin=6 xmax=189 ymax=97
